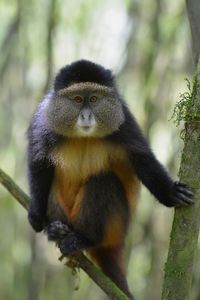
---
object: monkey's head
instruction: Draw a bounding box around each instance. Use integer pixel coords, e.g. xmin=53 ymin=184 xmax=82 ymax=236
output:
xmin=45 ymin=60 xmax=125 ymax=138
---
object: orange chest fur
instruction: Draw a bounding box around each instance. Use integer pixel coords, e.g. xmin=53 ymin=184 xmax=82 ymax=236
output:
xmin=50 ymin=138 xmax=140 ymax=220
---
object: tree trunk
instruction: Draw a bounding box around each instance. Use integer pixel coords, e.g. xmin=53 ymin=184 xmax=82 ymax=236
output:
xmin=161 ymin=1 xmax=200 ymax=300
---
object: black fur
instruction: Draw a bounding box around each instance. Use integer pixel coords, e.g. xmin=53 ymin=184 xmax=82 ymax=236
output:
xmin=27 ymin=105 xmax=64 ymax=232
xmin=54 ymin=59 xmax=115 ymax=91
xmin=28 ymin=159 xmax=54 ymax=232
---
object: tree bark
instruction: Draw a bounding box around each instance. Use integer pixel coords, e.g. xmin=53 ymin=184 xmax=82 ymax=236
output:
xmin=161 ymin=1 xmax=200 ymax=299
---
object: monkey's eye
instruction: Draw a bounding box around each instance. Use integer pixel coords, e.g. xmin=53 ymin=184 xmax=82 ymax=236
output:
xmin=90 ymin=96 xmax=97 ymax=102
xmin=74 ymin=96 xmax=83 ymax=103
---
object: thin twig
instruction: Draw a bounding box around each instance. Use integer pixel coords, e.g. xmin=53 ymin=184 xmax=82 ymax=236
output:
xmin=43 ymin=0 xmax=56 ymax=94
xmin=0 ymin=168 xmax=29 ymax=210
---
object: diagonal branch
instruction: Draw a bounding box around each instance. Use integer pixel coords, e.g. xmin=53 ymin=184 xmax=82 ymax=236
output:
xmin=0 ymin=167 xmax=129 ymax=300
xmin=0 ymin=168 xmax=29 ymax=210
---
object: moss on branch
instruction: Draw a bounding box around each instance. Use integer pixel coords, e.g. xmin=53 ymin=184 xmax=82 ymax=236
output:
xmin=171 ymin=75 xmax=200 ymax=127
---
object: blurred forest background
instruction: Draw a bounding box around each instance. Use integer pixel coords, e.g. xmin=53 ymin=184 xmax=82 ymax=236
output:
xmin=0 ymin=0 xmax=199 ymax=300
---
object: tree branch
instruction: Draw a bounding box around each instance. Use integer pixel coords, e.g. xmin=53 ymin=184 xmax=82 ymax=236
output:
xmin=0 ymin=167 xmax=129 ymax=300
xmin=43 ymin=0 xmax=57 ymax=94
xmin=161 ymin=2 xmax=200 ymax=299
xmin=186 ymin=0 xmax=200 ymax=64
xmin=0 ymin=168 xmax=29 ymax=210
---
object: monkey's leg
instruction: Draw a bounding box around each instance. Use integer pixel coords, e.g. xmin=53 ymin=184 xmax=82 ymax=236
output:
xmin=90 ymin=246 xmax=134 ymax=300
xmin=46 ymin=172 xmax=129 ymax=255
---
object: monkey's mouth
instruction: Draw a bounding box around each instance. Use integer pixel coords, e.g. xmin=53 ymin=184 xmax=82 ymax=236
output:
xmin=80 ymin=125 xmax=91 ymax=131
xmin=76 ymin=124 xmax=96 ymax=135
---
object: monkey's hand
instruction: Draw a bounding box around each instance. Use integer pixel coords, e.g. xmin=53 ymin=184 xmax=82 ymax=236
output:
xmin=168 ymin=181 xmax=194 ymax=207
xmin=28 ymin=211 xmax=47 ymax=232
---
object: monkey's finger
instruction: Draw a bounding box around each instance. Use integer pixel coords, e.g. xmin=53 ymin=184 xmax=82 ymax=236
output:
xmin=173 ymin=199 xmax=189 ymax=207
xmin=176 ymin=186 xmax=194 ymax=197
xmin=172 ymin=193 xmax=192 ymax=203
xmin=175 ymin=181 xmax=194 ymax=195
xmin=172 ymin=196 xmax=194 ymax=206
xmin=175 ymin=191 xmax=194 ymax=203
xmin=175 ymin=196 xmax=194 ymax=205
xmin=175 ymin=181 xmax=187 ymax=188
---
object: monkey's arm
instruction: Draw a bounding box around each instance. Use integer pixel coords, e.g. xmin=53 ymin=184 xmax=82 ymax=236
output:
xmin=27 ymin=111 xmax=56 ymax=232
xmin=109 ymin=107 xmax=194 ymax=207
xmin=129 ymin=132 xmax=193 ymax=207
xmin=129 ymin=150 xmax=193 ymax=207
xmin=28 ymin=158 xmax=54 ymax=232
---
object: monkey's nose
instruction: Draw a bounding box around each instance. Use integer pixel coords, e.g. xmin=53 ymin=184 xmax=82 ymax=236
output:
xmin=77 ymin=108 xmax=96 ymax=129
xmin=80 ymin=109 xmax=92 ymax=122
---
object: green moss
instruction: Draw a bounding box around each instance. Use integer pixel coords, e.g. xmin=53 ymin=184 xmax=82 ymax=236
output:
xmin=171 ymin=75 xmax=200 ymax=126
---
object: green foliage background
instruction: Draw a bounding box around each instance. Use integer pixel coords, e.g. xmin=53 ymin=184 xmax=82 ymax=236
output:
xmin=0 ymin=0 xmax=199 ymax=299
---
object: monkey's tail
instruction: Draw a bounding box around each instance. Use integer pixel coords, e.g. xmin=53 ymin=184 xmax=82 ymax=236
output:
xmin=89 ymin=246 xmax=134 ymax=300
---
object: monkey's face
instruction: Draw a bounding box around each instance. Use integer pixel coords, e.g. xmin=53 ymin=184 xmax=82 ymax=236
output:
xmin=46 ymin=82 xmax=125 ymax=138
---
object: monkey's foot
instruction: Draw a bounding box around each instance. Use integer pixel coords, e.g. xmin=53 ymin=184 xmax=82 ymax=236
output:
xmin=45 ymin=221 xmax=92 ymax=256
xmin=170 ymin=181 xmax=194 ymax=207
xmin=58 ymin=232 xmax=82 ymax=256
xmin=45 ymin=220 xmax=71 ymax=242
xmin=58 ymin=231 xmax=94 ymax=256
